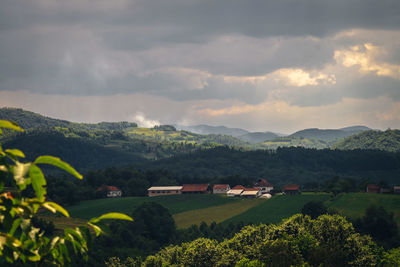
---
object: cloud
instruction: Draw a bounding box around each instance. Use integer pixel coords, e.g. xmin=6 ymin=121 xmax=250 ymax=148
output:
xmin=131 ymin=112 xmax=160 ymax=128
xmin=334 ymin=43 xmax=400 ymax=79
xmin=196 ymin=96 xmax=400 ymax=132
xmin=1 ymin=1 xmax=400 ymax=132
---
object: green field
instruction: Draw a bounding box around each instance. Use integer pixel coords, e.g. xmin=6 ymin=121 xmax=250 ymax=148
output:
xmin=67 ymin=194 xmax=239 ymax=219
xmin=223 ymin=193 xmax=331 ymax=225
xmin=66 ymin=193 xmax=400 ymax=228
xmin=326 ymin=193 xmax=400 ymax=224
xmin=173 ymin=198 xmax=264 ymax=228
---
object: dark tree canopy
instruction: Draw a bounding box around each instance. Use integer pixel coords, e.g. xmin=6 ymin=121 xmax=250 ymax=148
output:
xmin=301 ymin=200 xmax=328 ymax=219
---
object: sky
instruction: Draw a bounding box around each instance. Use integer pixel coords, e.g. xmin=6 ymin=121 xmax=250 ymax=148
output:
xmin=0 ymin=0 xmax=400 ymax=134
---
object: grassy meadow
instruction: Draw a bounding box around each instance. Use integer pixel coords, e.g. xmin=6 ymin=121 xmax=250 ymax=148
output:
xmin=64 ymin=192 xmax=400 ymax=229
xmin=224 ymin=193 xmax=331 ymax=225
xmin=173 ymin=198 xmax=264 ymax=228
xmin=67 ymin=194 xmax=239 ymax=219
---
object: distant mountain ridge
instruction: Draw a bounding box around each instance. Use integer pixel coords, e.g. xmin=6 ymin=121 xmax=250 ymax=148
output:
xmin=175 ymin=124 xmax=249 ymax=137
xmin=289 ymin=127 xmax=372 ymax=141
xmin=1 ymin=107 xmax=389 ymax=152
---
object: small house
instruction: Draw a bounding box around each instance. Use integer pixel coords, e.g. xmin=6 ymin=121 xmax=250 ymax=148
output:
xmin=254 ymin=178 xmax=274 ymax=194
xmin=283 ymin=184 xmax=301 ymax=195
xmin=380 ymin=187 xmax=392 ymax=194
xmin=227 ymin=189 xmax=244 ymax=197
xmin=181 ymin=184 xmax=211 ymax=194
xmin=213 ymin=184 xmax=231 ymax=194
xmin=96 ymin=185 xmax=122 ymax=198
xmin=147 ymin=186 xmax=183 ymax=197
xmin=394 ymin=186 xmax=400 ymax=194
xmin=366 ymin=184 xmax=380 ymax=193
xmin=241 ymin=188 xmax=262 ymax=198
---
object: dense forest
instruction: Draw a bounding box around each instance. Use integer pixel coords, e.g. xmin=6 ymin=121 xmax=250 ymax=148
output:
xmin=101 ymin=211 xmax=400 ymax=267
xmin=334 ymin=129 xmax=400 ymax=152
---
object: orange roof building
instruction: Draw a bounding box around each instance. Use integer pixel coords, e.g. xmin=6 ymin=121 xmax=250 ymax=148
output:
xmin=181 ymin=184 xmax=210 ymax=194
xmin=283 ymin=184 xmax=301 ymax=195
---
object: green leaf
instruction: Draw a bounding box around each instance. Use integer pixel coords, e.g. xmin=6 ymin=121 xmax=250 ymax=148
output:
xmin=89 ymin=212 xmax=133 ymax=224
xmin=34 ymin=156 xmax=82 ymax=179
xmin=13 ymin=162 xmax=31 ymax=189
xmin=87 ymin=222 xmax=102 ymax=236
xmin=29 ymin=164 xmax=46 ymax=202
xmin=0 ymin=120 xmax=24 ymax=132
xmin=5 ymin=149 xmax=25 ymax=159
xmin=43 ymin=202 xmax=69 ymax=217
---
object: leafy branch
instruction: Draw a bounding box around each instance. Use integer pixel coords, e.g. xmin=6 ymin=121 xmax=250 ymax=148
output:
xmin=0 ymin=120 xmax=132 ymax=265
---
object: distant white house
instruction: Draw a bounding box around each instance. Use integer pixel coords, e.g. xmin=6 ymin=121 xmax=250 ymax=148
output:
xmin=213 ymin=184 xmax=230 ymax=194
xmin=254 ymin=178 xmax=274 ymax=194
xmin=147 ymin=186 xmax=183 ymax=197
xmin=96 ymin=185 xmax=122 ymax=198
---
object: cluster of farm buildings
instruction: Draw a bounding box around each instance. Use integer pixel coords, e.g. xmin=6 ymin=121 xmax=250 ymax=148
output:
xmin=96 ymin=180 xmax=400 ymax=198
xmin=147 ymin=179 xmax=300 ymax=198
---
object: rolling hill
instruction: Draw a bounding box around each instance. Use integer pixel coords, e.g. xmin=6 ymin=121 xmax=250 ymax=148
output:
xmin=238 ymin=131 xmax=279 ymax=143
xmin=289 ymin=127 xmax=371 ymax=141
xmin=175 ymin=124 xmax=249 ymax=137
xmin=333 ymin=129 xmax=400 ymax=152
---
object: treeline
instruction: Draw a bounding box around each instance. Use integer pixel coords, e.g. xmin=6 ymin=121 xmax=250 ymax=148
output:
xmin=105 ymin=212 xmax=400 ymax=266
xmin=43 ymin=148 xmax=400 ymax=206
xmin=146 ymin=146 xmax=400 ymax=185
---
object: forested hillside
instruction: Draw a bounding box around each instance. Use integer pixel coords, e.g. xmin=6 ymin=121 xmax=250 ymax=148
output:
xmin=145 ymin=146 xmax=400 ymax=185
xmin=334 ymin=129 xmax=400 ymax=152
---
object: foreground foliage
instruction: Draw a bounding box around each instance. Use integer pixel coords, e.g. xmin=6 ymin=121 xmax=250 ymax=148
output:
xmin=107 ymin=213 xmax=400 ymax=267
xmin=0 ymin=120 xmax=132 ymax=266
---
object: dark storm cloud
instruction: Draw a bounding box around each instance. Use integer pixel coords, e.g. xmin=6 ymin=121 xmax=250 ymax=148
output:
xmin=2 ymin=0 xmax=400 ymax=42
xmin=0 ymin=0 xmax=400 ymax=104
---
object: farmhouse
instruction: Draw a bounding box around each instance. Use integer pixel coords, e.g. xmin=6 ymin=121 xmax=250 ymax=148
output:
xmin=147 ymin=186 xmax=183 ymax=197
xmin=394 ymin=186 xmax=400 ymax=194
xmin=241 ymin=188 xmax=262 ymax=198
xmin=96 ymin=185 xmax=122 ymax=198
xmin=254 ymin=178 xmax=274 ymax=194
xmin=366 ymin=184 xmax=380 ymax=193
xmin=227 ymin=188 xmax=244 ymax=197
xmin=181 ymin=184 xmax=211 ymax=194
xmin=283 ymin=184 xmax=301 ymax=195
xmin=213 ymin=184 xmax=230 ymax=194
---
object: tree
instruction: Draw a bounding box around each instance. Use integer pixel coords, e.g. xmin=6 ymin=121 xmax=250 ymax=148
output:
xmin=354 ymin=204 xmax=399 ymax=248
xmin=0 ymin=120 xmax=132 ymax=265
xmin=301 ymin=200 xmax=327 ymax=219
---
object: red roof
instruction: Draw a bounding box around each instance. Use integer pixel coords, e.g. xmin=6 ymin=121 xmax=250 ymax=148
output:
xmin=213 ymin=184 xmax=230 ymax=190
xmin=232 ymin=185 xmax=245 ymax=189
xmin=283 ymin=184 xmax=300 ymax=191
xmin=254 ymin=178 xmax=273 ymax=187
xmin=96 ymin=185 xmax=121 ymax=192
xmin=182 ymin=184 xmax=210 ymax=192
xmin=367 ymin=184 xmax=379 ymax=189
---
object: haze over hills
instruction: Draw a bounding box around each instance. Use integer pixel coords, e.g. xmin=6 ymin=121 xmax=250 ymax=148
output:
xmin=175 ymin=124 xmax=249 ymax=137
xmin=238 ymin=132 xmax=280 ymax=144
xmin=1 ymin=107 xmax=396 ymax=153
